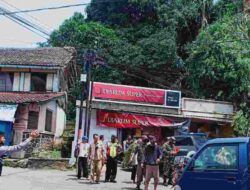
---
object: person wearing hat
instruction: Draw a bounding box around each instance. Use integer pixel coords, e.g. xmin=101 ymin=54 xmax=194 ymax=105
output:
xmin=0 ymin=130 xmax=39 ymax=176
xmin=76 ymin=136 xmax=90 ymax=179
xmin=105 ymin=135 xmax=122 ymax=183
xmin=142 ymin=136 xmax=162 ymax=190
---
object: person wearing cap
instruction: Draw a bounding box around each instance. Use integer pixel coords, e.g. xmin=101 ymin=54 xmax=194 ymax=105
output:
xmin=76 ymin=136 xmax=90 ymax=179
xmin=142 ymin=136 xmax=162 ymax=190
xmin=0 ymin=130 xmax=39 ymax=176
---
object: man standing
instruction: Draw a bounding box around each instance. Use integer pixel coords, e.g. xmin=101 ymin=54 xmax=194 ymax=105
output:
xmin=165 ymin=137 xmax=178 ymax=186
xmin=89 ymin=134 xmax=105 ymax=183
xmin=0 ymin=130 xmax=39 ymax=176
xmin=105 ymin=135 xmax=122 ymax=183
xmin=76 ymin=136 xmax=90 ymax=179
xmin=142 ymin=136 xmax=162 ymax=190
xmin=130 ymin=135 xmax=148 ymax=190
xmin=162 ymin=137 xmax=171 ymax=185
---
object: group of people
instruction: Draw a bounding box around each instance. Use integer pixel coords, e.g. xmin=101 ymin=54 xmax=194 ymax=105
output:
xmin=75 ymin=134 xmax=182 ymax=190
xmin=75 ymin=134 xmax=122 ymax=184
xmin=129 ymin=136 xmax=179 ymax=190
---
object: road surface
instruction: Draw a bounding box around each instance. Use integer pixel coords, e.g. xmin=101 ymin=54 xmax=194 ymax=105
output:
xmin=0 ymin=167 xmax=172 ymax=190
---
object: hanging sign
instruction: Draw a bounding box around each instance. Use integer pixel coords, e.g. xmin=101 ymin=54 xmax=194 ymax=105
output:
xmin=93 ymin=82 xmax=165 ymax=105
xmin=165 ymin=90 xmax=181 ymax=108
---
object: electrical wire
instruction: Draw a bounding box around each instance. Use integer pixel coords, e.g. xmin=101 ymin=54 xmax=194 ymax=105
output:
xmin=0 ymin=6 xmax=50 ymax=38
xmin=0 ymin=3 xmax=90 ymax=15
xmin=0 ymin=0 xmax=51 ymax=32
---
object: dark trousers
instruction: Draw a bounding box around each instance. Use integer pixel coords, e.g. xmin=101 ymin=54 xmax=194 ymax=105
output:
xmin=0 ymin=162 xmax=2 ymax=176
xmin=77 ymin=157 xmax=89 ymax=179
xmin=131 ymin=165 xmax=137 ymax=181
xmin=105 ymin=156 xmax=117 ymax=181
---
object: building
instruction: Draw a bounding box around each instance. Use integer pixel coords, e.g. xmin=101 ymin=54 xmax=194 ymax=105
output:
xmin=0 ymin=47 xmax=77 ymax=158
xmin=73 ymin=82 xmax=234 ymax=148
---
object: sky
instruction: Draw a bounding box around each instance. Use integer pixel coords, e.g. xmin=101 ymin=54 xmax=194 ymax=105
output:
xmin=0 ymin=0 xmax=91 ymax=48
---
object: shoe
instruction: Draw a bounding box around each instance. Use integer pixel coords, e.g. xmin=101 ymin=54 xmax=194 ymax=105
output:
xmin=136 ymin=184 xmax=141 ymax=190
xmin=110 ymin=180 xmax=117 ymax=183
xmin=104 ymin=179 xmax=109 ymax=183
xmin=96 ymin=181 xmax=100 ymax=184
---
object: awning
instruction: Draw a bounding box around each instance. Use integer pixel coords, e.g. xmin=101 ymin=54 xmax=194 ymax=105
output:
xmin=0 ymin=104 xmax=17 ymax=122
xmin=97 ymin=110 xmax=183 ymax=129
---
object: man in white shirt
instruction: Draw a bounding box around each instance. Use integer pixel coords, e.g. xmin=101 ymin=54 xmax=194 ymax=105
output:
xmin=77 ymin=136 xmax=90 ymax=179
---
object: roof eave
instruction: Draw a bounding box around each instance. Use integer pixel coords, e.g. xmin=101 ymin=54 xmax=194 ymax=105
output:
xmin=0 ymin=64 xmax=61 ymax=70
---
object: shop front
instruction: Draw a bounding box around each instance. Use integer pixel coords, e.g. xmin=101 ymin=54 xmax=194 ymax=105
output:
xmin=96 ymin=110 xmax=182 ymax=144
xmin=71 ymin=82 xmax=235 ymax=163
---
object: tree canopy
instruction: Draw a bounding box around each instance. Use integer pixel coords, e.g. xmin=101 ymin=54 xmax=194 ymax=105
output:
xmin=45 ymin=0 xmax=250 ymax=133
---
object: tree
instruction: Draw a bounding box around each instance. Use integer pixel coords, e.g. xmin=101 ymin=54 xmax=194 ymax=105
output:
xmin=47 ymin=13 xmax=123 ymax=120
xmin=186 ymin=14 xmax=250 ymax=103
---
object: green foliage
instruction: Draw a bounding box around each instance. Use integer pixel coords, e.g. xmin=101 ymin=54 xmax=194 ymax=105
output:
xmin=186 ymin=14 xmax=250 ymax=102
xmin=233 ymin=111 xmax=250 ymax=136
xmin=47 ymin=0 xmax=250 ymax=136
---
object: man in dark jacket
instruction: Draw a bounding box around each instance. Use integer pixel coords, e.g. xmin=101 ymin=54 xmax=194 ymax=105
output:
xmin=130 ymin=135 xmax=148 ymax=190
xmin=142 ymin=136 xmax=162 ymax=190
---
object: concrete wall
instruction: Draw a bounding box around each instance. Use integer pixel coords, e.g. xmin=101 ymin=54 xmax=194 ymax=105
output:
xmin=38 ymin=100 xmax=57 ymax=133
xmin=74 ymin=107 xmax=117 ymax=143
xmin=55 ymin=106 xmax=66 ymax=138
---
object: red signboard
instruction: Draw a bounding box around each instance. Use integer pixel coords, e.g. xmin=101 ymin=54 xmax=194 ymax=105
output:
xmin=97 ymin=110 xmax=173 ymax=128
xmin=92 ymin=83 xmax=165 ymax=105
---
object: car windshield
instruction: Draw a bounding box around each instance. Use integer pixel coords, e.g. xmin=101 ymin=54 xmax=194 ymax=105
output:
xmin=175 ymin=137 xmax=193 ymax=146
xmin=193 ymin=136 xmax=207 ymax=149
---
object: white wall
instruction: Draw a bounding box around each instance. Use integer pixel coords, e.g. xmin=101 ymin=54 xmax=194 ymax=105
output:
xmin=55 ymin=106 xmax=66 ymax=138
xmin=87 ymin=109 xmax=117 ymax=144
xmin=38 ymin=100 xmax=57 ymax=133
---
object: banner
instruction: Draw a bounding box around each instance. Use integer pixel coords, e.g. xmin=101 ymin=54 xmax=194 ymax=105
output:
xmin=0 ymin=104 xmax=17 ymax=122
xmin=93 ymin=83 xmax=165 ymax=105
xmin=97 ymin=110 xmax=173 ymax=128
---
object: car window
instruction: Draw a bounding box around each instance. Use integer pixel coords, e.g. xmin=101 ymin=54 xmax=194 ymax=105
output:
xmin=175 ymin=137 xmax=193 ymax=146
xmin=193 ymin=136 xmax=207 ymax=149
xmin=193 ymin=145 xmax=238 ymax=170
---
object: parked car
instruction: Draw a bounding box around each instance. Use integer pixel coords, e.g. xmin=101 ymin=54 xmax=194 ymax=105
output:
xmin=175 ymin=133 xmax=208 ymax=158
xmin=176 ymin=137 xmax=250 ymax=190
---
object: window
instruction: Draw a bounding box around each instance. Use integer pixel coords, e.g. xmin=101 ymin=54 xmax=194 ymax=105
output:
xmin=0 ymin=73 xmax=13 ymax=91
xmin=27 ymin=111 xmax=39 ymax=129
xmin=193 ymin=145 xmax=238 ymax=170
xmin=31 ymin=73 xmax=46 ymax=92
xmin=45 ymin=109 xmax=53 ymax=132
xmin=175 ymin=137 xmax=194 ymax=146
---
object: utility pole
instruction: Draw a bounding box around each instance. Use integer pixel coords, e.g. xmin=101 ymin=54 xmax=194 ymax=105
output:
xmin=77 ymin=49 xmax=104 ymax=142
xmin=83 ymin=50 xmax=96 ymax=138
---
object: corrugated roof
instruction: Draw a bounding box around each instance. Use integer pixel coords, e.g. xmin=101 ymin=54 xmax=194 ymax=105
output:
xmin=0 ymin=47 xmax=76 ymax=67
xmin=0 ymin=92 xmax=65 ymax=104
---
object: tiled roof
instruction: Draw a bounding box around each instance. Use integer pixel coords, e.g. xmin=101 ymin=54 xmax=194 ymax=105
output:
xmin=0 ymin=47 xmax=76 ymax=67
xmin=0 ymin=92 xmax=65 ymax=104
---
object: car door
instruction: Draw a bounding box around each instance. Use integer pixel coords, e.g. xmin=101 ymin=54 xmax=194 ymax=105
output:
xmin=179 ymin=143 xmax=241 ymax=190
